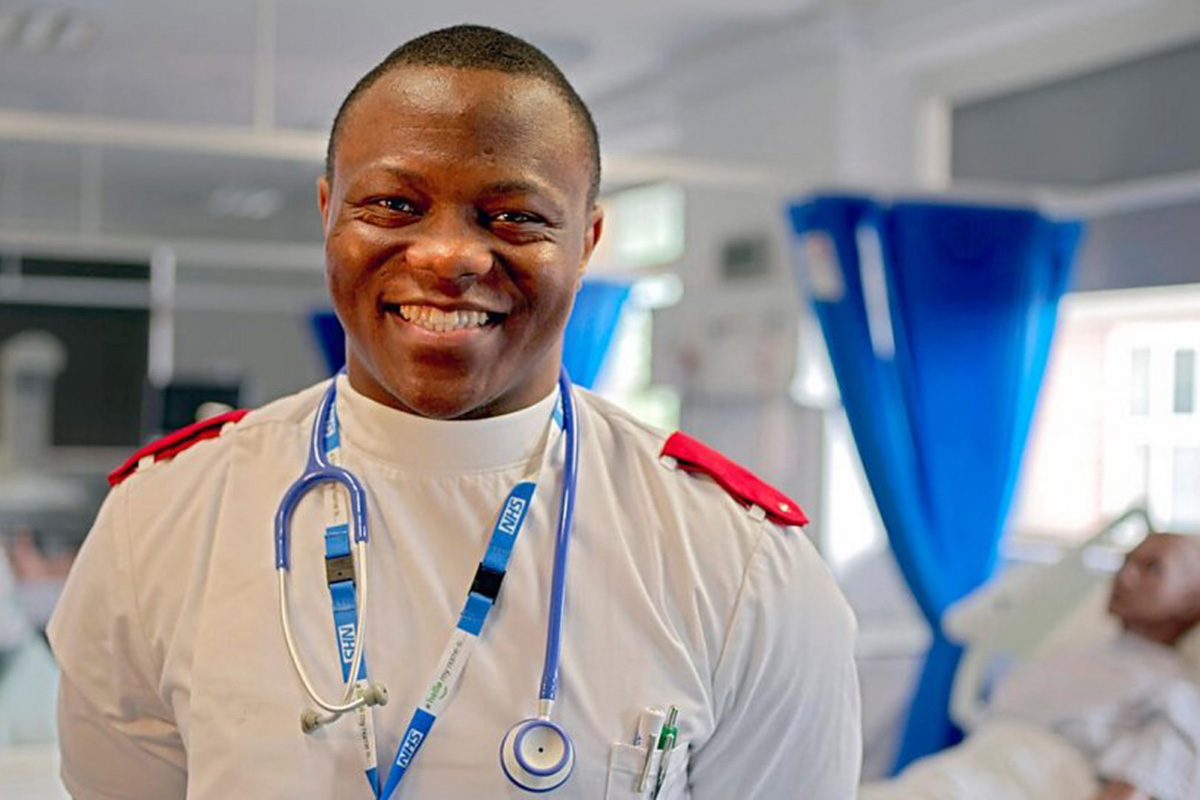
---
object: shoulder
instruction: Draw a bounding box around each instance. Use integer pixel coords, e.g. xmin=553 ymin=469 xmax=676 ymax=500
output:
xmin=574 ymin=389 xmax=808 ymax=529
xmin=575 ymin=390 xmax=844 ymax=621
xmin=107 ymin=380 xmax=327 ymax=488
xmin=575 ymin=391 xmax=853 ymax=665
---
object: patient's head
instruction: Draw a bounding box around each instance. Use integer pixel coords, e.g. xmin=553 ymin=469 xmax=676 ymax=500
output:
xmin=1109 ymin=533 xmax=1200 ymax=646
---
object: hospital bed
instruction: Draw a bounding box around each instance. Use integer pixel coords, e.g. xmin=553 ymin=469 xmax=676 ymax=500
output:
xmin=860 ymin=508 xmax=1200 ymax=799
xmin=945 ymin=507 xmax=1158 ymax=731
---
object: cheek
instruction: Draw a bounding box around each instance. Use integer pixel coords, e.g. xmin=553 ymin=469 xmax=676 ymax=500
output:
xmin=527 ymin=242 xmax=584 ymax=301
xmin=523 ymin=270 xmax=578 ymax=327
xmin=327 ymin=237 xmax=385 ymax=307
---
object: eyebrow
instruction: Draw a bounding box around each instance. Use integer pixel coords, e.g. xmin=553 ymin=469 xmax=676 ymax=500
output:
xmin=479 ymin=179 xmax=546 ymax=196
xmin=372 ymin=165 xmax=427 ymax=186
xmin=363 ymin=168 xmax=552 ymax=199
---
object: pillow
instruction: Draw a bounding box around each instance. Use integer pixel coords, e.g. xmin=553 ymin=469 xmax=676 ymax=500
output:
xmin=1035 ymin=580 xmax=1119 ymax=658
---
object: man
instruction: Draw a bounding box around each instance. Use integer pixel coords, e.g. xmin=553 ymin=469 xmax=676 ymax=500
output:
xmin=990 ymin=532 xmax=1200 ymax=800
xmin=49 ymin=25 xmax=860 ymax=799
xmin=863 ymin=532 xmax=1200 ymax=800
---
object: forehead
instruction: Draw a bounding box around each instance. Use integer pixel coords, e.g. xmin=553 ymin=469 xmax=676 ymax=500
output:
xmin=1132 ymin=534 xmax=1200 ymax=570
xmin=333 ymin=65 xmax=590 ymax=193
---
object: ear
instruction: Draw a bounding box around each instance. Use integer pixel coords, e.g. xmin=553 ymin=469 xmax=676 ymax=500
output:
xmin=576 ymin=204 xmax=604 ymax=284
xmin=317 ymin=175 xmax=333 ymax=233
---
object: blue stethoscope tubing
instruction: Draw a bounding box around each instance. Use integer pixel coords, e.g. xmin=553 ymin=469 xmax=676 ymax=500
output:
xmin=274 ymin=368 xmax=580 ymax=794
xmin=542 ymin=366 xmax=578 ymax=707
xmin=275 ymin=375 xmax=384 ymax=718
xmin=498 ymin=367 xmax=580 ymax=792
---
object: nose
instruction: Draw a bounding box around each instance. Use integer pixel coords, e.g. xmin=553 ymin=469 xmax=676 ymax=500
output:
xmin=404 ymin=210 xmax=494 ymax=287
xmin=1115 ymin=561 xmax=1137 ymax=591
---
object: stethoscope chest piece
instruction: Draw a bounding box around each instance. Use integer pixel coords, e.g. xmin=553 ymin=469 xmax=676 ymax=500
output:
xmin=500 ymin=717 xmax=575 ymax=793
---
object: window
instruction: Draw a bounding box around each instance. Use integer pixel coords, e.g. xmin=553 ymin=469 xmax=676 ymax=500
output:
xmin=1175 ymin=349 xmax=1196 ymax=414
xmin=1131 ymin=348 xmax=1151 ymax=416
xmin=1014 ymin=287 xmax=1200 ymax=542
xmin=594 ymin=287 xmax=681 ymax=432
xmin=589 ymin=183 xmax=685 ymax=274
xmin=587 ymin=184 xmax=685 ymax=430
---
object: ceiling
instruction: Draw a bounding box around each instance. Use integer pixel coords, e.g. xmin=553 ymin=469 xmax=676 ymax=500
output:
xmin=0 ymin=0 xmax=834 ymax=247
xmin=0 ymin=0 xmax=1197 ymax=252
xmin=0 ymin=0 xmax=835 ymax=129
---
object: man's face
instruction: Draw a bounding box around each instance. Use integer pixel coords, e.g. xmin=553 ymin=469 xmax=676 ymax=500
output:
xmin=1109 ymin=533 xmax=1200 ymax=627
xmin=318 ymin=66 xmax=602 ymax=419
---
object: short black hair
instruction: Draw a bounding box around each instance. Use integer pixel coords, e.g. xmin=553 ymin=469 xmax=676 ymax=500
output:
xmin=325 ymin=24 xmax=601 ymax=205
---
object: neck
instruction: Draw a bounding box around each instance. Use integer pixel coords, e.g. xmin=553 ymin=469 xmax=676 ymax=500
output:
xmin=1123 ymin=618 xmax=1195 ymax=647
xmin=332 ymin=374 xmax=561 ymax=473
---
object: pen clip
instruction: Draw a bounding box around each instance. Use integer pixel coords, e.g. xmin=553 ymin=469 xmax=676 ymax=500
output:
xmin=650 ymin=706 xmax=680 ymax=799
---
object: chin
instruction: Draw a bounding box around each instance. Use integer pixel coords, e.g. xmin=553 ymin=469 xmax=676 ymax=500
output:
xmin=390 ymin=380 xmax=488 ymax=420
xmin=1109 ymin=601 xmax=1130 ymax=624
xmin=346 ymin=359 xmax=477 ymax=419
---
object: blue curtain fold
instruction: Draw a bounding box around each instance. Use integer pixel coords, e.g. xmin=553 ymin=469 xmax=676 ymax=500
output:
xmin=561 ymin=280 xmax=632 ymax=389
xmin=309 ymin=280 xmax=631 ymax=390
xmin=787 ymin=194 xmax=1083 ymax=770
xmin=310 ymin=311 xmax=347 ymax=377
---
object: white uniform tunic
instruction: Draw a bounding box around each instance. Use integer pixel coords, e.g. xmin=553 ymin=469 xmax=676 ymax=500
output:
xmin=48 ymin=377 xmax=861 ymax=799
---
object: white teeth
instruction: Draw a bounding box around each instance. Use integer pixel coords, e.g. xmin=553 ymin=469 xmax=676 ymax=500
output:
xmin=397 ymin=305 xmax=490 ymax=332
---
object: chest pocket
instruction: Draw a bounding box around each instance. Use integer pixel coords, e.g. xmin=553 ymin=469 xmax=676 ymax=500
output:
xmin=604 ymin=741 xmax=689 ymax=800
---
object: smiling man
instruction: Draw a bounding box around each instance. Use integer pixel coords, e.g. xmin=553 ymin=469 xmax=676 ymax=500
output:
xmin=319 ymin=40 xmax=603 ymax=421
xmin=48 ymin=25 xmax=860 ymax=799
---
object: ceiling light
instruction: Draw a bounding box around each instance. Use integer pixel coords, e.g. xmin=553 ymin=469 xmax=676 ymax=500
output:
xmin=0 ymin=8 xmax=100 ymax=54
xmin=18 ymin=9 xmax=68 ymax=53
xmin=56 ymin=15 xmax=99 ymax=53
xmin=208 ymin=187 xmax=284 ymax=221
xmin=0 ymin=10 xmax=29 ymax=47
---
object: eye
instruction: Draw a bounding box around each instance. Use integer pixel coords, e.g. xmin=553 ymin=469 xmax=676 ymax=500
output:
xmin=489 ymin=210 xmax=544 ymax=225
xmin=373 ymin=197 xmax=420 ymax=215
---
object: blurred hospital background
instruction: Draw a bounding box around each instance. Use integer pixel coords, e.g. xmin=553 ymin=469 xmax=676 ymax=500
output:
xmin=2 ymin=0 xmax=1199 ymax=796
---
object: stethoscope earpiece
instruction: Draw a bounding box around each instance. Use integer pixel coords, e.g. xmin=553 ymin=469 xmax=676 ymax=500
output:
xmin=360 ymin=681 xmax=389 ymax=707
xmin=300 ymin=708 xmax=329 ymax=733
xmin=500 ymin=718 xmax=575 ymax=793
xmin=299 ymin=682 xmax=389 ymax=734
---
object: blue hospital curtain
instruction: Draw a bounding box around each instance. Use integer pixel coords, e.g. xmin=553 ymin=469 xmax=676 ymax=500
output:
xmin=561 ymin=280 xmax=632 ymax=389
xmin=310 ymin=311 xmax=347 ymax=377
xmin=310 ymin=280 xmax=630 ymax=390
xmin=786 ymin=195 xmax=1082 ymax=770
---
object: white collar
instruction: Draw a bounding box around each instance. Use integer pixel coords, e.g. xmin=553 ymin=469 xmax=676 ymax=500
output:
xmin=333 ymin=374 xmax=559 ymax=473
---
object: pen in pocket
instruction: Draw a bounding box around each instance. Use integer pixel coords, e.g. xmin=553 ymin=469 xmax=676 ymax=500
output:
xmin=651 ymin=705 xmax=679 ymax=800
xmin=635 ymin=707 xmax=666 ymax=793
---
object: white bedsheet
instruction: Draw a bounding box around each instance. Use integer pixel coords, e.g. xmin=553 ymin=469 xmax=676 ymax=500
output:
xmin=858 ymin=721 xmax=1098 ymax=800
xmin=987 ymin=633 xmax=1200 ymax=800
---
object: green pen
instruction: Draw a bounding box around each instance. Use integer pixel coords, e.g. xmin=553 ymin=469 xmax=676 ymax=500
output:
xmin=651 ymin=706 xmax=679 ymax=799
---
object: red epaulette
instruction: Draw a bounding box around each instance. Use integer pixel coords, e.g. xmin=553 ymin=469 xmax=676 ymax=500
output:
xmin=107 ymin=409 xmax=250 ymax=487
xmin=660 ymin=431 xmax=809 ymax=527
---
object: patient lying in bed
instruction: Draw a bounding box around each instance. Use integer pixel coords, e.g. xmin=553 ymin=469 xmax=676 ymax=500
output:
xmin=862 ymin=533 xmax=1200 ymax=800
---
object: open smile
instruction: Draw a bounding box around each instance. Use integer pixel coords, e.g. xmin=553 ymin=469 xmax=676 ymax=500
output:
xmin=382 ymin=302 xmax=507 ymax=336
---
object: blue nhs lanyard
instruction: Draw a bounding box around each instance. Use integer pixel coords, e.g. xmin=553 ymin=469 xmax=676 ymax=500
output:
xmin=318 ymin=382 xmax=569 ymax=799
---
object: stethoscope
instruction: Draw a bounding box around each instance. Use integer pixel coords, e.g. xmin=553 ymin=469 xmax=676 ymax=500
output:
xmin=274 ymin=369 xmax=579 ymax=797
